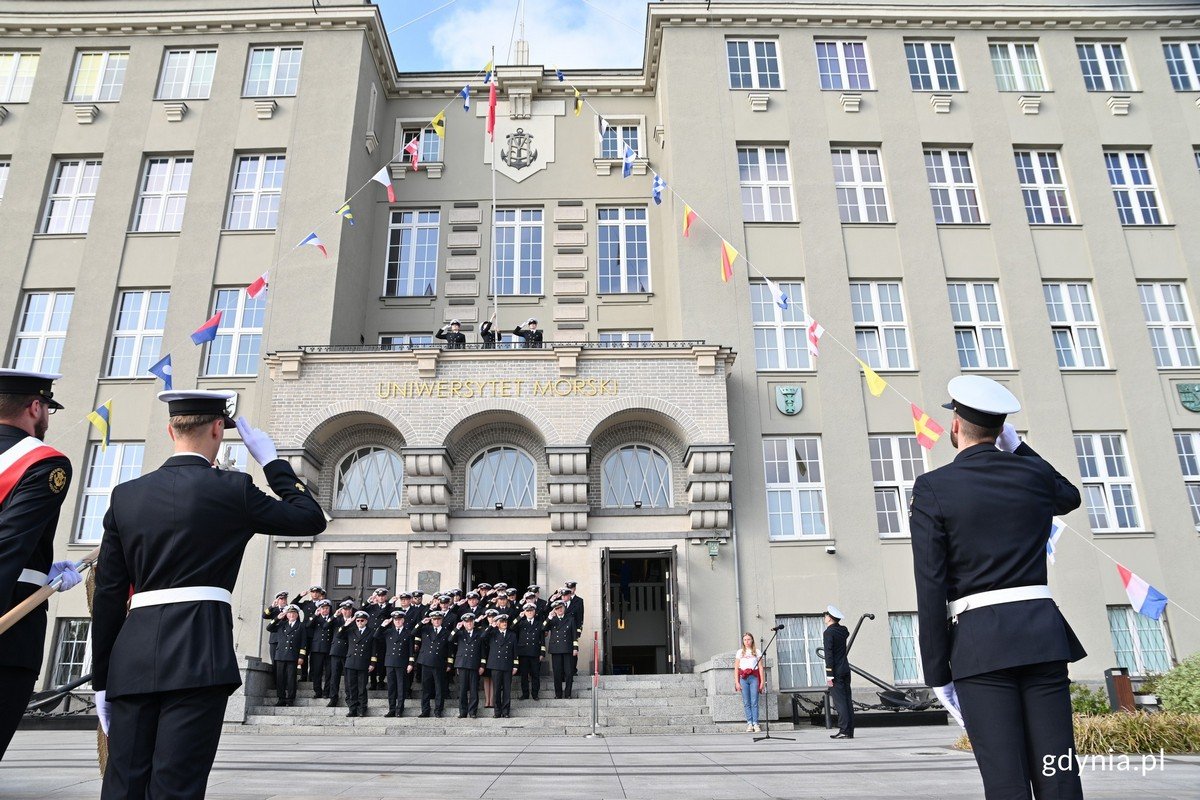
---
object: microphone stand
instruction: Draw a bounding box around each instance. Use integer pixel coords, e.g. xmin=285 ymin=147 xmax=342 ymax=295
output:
xmin=752 ymin=629 xmax=792 ymax=743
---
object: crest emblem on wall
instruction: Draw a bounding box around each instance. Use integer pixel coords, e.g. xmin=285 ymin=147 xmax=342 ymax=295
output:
xmin=775 ymin=386 xmax=803 ymax=416
xmin=500 ymin=128 xmax=538 ymax=170
xmin=1177 ymin=383 xmax=1200 ymax=412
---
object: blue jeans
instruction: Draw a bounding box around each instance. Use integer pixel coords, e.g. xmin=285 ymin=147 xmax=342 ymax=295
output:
xmin=740 ymin=674 xmax=760 ymax=725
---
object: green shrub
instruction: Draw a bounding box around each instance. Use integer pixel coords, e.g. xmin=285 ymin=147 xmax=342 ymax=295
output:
xmin=954 ymin=712 xmax=1200 ymax=755
xmin=1157 ymin=654 xmax=1200 ymax=714
xmin=1070 ymin=682 xmax=1111 ymax=715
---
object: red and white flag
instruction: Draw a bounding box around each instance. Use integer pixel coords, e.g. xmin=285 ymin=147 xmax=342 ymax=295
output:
xmin=404 ymin=137 xmax=420 ymax=172
xmin=806 ymin=318 xmax=825 ymax=359
xmin=246 ymin=271 xmax=268 ymax=299
xmin=370 ymin=166 xmax=395 ymax=202
xmin=487 ymin=81 xmax=498 ymax=141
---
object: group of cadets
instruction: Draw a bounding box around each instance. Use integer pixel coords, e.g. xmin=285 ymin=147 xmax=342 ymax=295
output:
xmin=263 ymin=580 xmax=585 ymax=718
xmin=433 ymin=316 xmax=544 ymax=350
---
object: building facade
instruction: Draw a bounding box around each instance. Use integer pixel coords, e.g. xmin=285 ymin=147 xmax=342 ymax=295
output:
xmin=3 ymin=0 xmax=1199 ymax=702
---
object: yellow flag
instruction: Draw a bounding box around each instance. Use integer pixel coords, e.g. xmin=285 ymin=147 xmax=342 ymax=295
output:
xmin=87 ymin=399 xmax=113 ymax=450
xmin=573 ymin=88 xmax=582 ymax=117
xmin=430 ymin=110 xmax=446 ymax=139
xmin=857 ymin=359 xmax=888 ymax=397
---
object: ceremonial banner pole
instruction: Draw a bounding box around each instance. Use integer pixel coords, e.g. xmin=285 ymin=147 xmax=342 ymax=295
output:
xmin=489 ymin=45 xmax=500 ymax=340
xmin=0 ymin=546 xmax=100 ymax=636
xmin=586 ymin=631 xmax=603 ymax=738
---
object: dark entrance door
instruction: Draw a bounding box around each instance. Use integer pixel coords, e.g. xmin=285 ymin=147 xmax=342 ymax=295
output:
xmin=325 ymin=553 xmax=398 ymax=606
xmin=601 ymin=549 xmax=678 ymax=675
xmin=461 ymin=550 xmax=537 ymax=594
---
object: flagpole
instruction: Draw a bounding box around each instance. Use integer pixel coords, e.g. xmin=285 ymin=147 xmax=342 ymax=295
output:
xmin=490 ymin=45 xmax=500 ymax=343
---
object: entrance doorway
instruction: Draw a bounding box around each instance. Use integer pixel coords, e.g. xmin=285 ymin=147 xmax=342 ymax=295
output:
xmin=461 ymin=550 xmax=537 ymax=594
xmin=325 ymin=553 xmax=397 ymax=605
xmin=600 ymin=549 xmax=678 ymax=675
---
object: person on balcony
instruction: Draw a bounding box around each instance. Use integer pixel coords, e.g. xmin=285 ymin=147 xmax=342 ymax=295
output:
xmin=512 ymin=318 xmax=543 ymax=348
xmin=480 ymin=312 xmax=498 ymax=349
xmin=436 ymin=320 xmax=466 ymax=349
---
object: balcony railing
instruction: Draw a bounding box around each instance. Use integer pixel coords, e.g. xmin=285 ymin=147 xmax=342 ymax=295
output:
xmin=300 ymin=340 xmax=707 ymax=354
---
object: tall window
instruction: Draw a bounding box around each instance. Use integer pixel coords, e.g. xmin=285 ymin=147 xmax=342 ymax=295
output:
xmin=602 ymin=445 xmax=671 ymax=508
xmin=815 ymin=40 xmax=871 ymax=90
xmin=598 ymin=207 xmax=649 ymax=293
xmin=76 ymin=442 xmax=144 ymax=543
xmin=335 ymin=447 xmax=403 ymax=511
xmin=738 ymin=146 xmax=795 ymax=222
xmin=776 ymin=615 xmax=825 ymax=689
xmin=133 ymin=156 xmax=192 ymax=233
xmin=243 ymin=46 xmax=302 ymax=96
xmin=832 ymin=147 xmax=889 ymax=223
xmin=225 ymin=154 xmax=285 ymax=230
xmin=380 ymin=333 xmax=434 ymax=350
xmin=851 ymin=282 xmax=911 ymax=369
xmin=1107 ymin=606 xmax=1172 ymax=676
xmin=43 ymin=159 xmax=102 ymax=234
xmin=69 ymin=51 xmax=128 ymax=102
xmin=598 ymin=331 xmax=652 ymax=347
xmin=600 ymin=125 xmax=640 ymax=160
xmin=1105 ymin=151 xmax=1162 ymax=226
xmin=10 ymin=292 xmax=73 ymax=373
xmin=204 ymin=288 xmax=266 ymax=376
xmin=0 ymin=51 xmax=39 ymax=102
xmin=924 ymin=149 xmax=981 ymax=224
xmin=763 ymin=437 xmax=827 ymax=539
xmin=989 ymin=42 xmax=1047 ymax=91
xmin=0 ymin=161 xmax=9 ymax=203
xmin=106 ymin=290 xmax=169 ymax=378
xmin=750 ymin=280 xmax=809 ymax=370
xmin=157 ymin=49 xmax=216 ymax=100
xmin=948 ymin=282 xmax=1010 ymax=369
xmin=1044 ymin=283 xmax=1106 ymax=369
xmin=1015 ymin=150 xmax=1073 ymax=225
xmin=1163 ymin=41 xmax=1200 ymax=91
xmin=726 ymin=39 xmax=782 ymax=90
xmin=400 ymin=126 xmax=442 ymax=164
xmin=494 ymin=208 xmax=543 ymax=296
xmin=384 ymin=210 xmax=440 ymax=297
xmin=889 ymin=613 xmax=923 ymax=685
xmin=467 ymin=446 xmax=536 ymax=509
xmin=51 ymin=619 xmax=91 ymax=686
xmin=1173 ymin=432 xmax=1200 ymax=529
xmin=1139 ymin=283 xmax=1199 ymax=368
xmin=870 ymin=436 xmax=926 ymax=538
xmin=1077 ymin=42 xmax=1134 ymax=92
xmin=905 ymin=41 xmax=960 ymax=91
xmin=1074 ymin=433 xmax=1142 ymax=531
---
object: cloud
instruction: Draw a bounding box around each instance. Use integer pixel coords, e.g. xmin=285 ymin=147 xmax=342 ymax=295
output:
xmin=429 ymin=0 xmax=648 ymax=72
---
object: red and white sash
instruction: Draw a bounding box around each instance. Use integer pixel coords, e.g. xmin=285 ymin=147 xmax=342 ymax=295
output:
xmin=0 ymin=436 xmax=65 ymax=506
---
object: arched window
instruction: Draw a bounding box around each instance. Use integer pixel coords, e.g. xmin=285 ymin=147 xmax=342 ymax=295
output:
xmin=468 ymin=446 xmax=536 ymax=509
xmin=602 ymin=444 xmax=672 ymax=508
xmin=334 ymin=446 xmax=404 ymax=511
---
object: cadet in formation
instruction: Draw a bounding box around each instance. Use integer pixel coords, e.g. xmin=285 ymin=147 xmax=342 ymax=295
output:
xmin=307 ymin=599 xmax=336 ymax=699
xmin=449 ymin=612 xmax=484 ymax=718
xmin=414 ymin=610 xmax=453 ymax=717
xmin=435 ymin=319 xmax=467 ymax=349
xmin=376 ymin=609 xmax=416 ymax=717
xmin=326 ymin=600 xmax=356 ymax=707
xmin=266 ymin=604 xmax=307 ymax=707
xmin=482 ymin=613 xmax=519 ymax=717
xmin=544 ymin=600 xmax=582 ymax=699
xmin=513 ymin=602 xmax=546 ymax=700
xmin=337 ymin=610 xmax=377 ymax=717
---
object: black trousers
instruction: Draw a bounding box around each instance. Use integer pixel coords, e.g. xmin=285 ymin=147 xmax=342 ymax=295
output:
xmin=309 ymin=651 xmax=330 ymax=696
xmin=369 ymin=642 xmax=384 ymax=688
xmin=386 ymin=667 xmax=408 ymax=714
xmin=458 ymin=668 xmax=480 ymax=715
xmin=100 ymin=686 xmax=228 ymax=800
xmin=328 ymin=656 xmax=345 ymax=701
xmin=955 ymin=661 xmax=1083 ymax=800
xmin=0 ymin=666 xmax=37 ymax=761
xmin=551 ymin=653 xmax=573 ymax=698
xmin=492 ymin=668 xmax=513 ymax=716
xmin=420 ymin=664 xmax=447 ymax=715
xmin=345 ymin=668 xmax=369 ymax=713
xmin=829 ymin=675 xmax=854 ymax=735
xmin=518 ymin=655 xmax=541 ymax=698
xmin=273 ymin=660 xmax=297 ymax=702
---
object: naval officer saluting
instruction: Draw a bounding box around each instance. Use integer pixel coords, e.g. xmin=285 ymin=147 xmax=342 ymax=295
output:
xmin=910 ymin=376 xmax=1085 ymax=800
xmin=91 ymin=390 xmax=326 ymax=799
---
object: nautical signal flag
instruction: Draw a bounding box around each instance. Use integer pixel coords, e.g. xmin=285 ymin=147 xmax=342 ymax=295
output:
xmin=338 ymin=203 xmax=354 ymax=226
xmin=682 ymin=205 xmax=697 ymax=238
xmin=300 ymin=232 xmax=328 ymax=257
xmin=87 ymin=400 xmax=112 ymax=450
xmin=765 ymin=278 xmax=789 ymax=312
xmin=555 ymin=67 xmax=564 ymax=82
xmin=191 ymin=312 xmax=222 ymax=345
xmin=1119 ymin=564 xmax=1169 ymax=620
xmin=460 ymin=84 xmax=470 ymax=111
xmin=857 ymin=359 xmax=888 ymax=397
xmin=652 ymin=174 xmax=666 ymax=205
xmin=622 ymin=145 xmax=635 ymax=178
xmin=911 ymin=404 xmax=945 ymax=450
xmin=597 ymin=116 xmax=610 ymax=139
xmin=484 ymin=61 xmax=494 ymax=84
xmin=430 ymin=111 xmax=446 ymax=139
xmin=148 ymin=354 xmax=172 ymax=390
xmin=487 ymin=82 xmax=497 ymax=141
xmin=573 ymin=88 xmax=582 ymax=117
xmin=720 ymin=240 xmax=738 ymax=282
xmin=371 ymin=166 xmax=395 ymax=202
xmin=247 ymin=271 xmax=269 ymax=298
xmin=404 ymin=137 xmax=420 ymax=171
xmin=806 ymin=318 xmax=825 ymax=358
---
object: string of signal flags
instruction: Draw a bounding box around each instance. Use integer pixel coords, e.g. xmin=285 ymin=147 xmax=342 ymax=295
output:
xmin=67 ymin=57 xmax=1192 ymax=628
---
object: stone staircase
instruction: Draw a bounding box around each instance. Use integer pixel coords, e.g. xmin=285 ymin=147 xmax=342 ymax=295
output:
xmin=225 ymin=673 xmax=765 ymax=736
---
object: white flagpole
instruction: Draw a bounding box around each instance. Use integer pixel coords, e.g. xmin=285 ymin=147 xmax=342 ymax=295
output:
xmin=490 ymin=45 xmax=500 ymax=345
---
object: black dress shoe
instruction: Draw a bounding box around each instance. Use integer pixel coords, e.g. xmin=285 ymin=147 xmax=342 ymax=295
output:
xmin=434 ymin=710 xmax=443 ymax=718
xmin=384 ymin=710 xmax=396 ymax=718
xmin=347 ymin=710 xmax=359 ymax=718
xmin=458 ymin=712 xmax=468 ymax=718
xmin=830 ymin=732 xmax=853 ymax=739
xmin=418 ymin=712 xmax=430 ymax=718
xmin=494 ymin=712 xmax=502 ymax=718
xmin=469 ymin=712 xmax=477 ymax=719
xmin=532 ymin=695 xmax=539 ymax=701
xmin=520 ymin=694 xmax=530 ymax=700
xmin=327 ymin=698 xmax=338 ymax=707
xmin=274 ymin=699 xmax=286 ymax=707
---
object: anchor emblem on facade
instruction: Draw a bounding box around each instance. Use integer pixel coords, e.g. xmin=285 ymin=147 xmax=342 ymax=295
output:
xmin=501 ymin=128 xmax=538 ymax=170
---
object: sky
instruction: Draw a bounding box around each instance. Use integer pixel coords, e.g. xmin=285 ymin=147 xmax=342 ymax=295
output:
xmin=374 ymin=0 xmax=650 ymax=73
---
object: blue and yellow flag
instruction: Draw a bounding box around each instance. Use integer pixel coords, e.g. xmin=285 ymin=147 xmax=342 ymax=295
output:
xmin=338 ymin=203 xmax=354 ymax=226
xmin=87 ymin=400 xmax=112 ymax=450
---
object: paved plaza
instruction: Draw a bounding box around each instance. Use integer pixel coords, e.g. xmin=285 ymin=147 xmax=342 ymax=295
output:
xmin=4 ymin=726 xmax=1199 ymax=799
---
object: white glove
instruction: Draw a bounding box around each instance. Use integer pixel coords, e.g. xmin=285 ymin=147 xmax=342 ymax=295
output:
xmin=49 ymin=561 xmax=82 ymax=592
xmin=94 ymin=689 xmax=111 ymax=736
xmin=933 ymin=683 xmax=965 ymax=728
xmin=235 ymin=417 xmax=278 ymax=465
xmin=996 ymin=423 xmax=1020 ymax=453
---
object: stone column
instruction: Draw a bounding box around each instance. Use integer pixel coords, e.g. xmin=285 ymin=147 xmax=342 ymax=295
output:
xmin=685 ymin=444 xmax=733 ymax=531
xmin=403 ymin=446 xmax=453 ymax=536
xmin=546 ymin=445 xmax=590 ymax=538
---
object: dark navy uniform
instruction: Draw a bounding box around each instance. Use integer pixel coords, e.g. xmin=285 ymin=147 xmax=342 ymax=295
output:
xmin=822 ymin=614 xmax=853 ymax=738
xmin=911 ymin=375 xmax=1085 ymax=800
xmin=544 ymin=610 xmax=580 ymax=698
xmin=375 ymin=617 xmax=416 ymax=717
xmin=327 ymin=608 xmax=354 ymax=705
xmin=513 ymin=612 xmax=546 ymax=700
xmin=512 ymin=322 xmax=543 ymax=348
xmin=92 ymin=440 xmax=325 ymax=799
xmin=307 ymin=610 xmax=336 ymax=698
xmin=337 ymin=617 xmax=377 ymax=716
xmin=363 ymin=596 xmax=391 ymax=688
xmin=262 ymin=594 xmax=287 ymax=662
xmin=290 ymin=589 xmax=321 ymax=681
xmin=413 ymin=619 xmax=453 ymax=716
xmin=450 ymin=623 xmax=485 ymax=717
xmin=435 ymin=325 xmax=467 ymax=349
xmin=0 ymin=421 xmax=72 ymax=760
xmin=479 ymin=320 xmax=497 ymax=349
xmin=562 ymin=588 xmax=585 ymax=674
xmin=482 ymin=624 xmax=519 ymax=717
xmin=266 ymin=615 xmax=307 ymax=705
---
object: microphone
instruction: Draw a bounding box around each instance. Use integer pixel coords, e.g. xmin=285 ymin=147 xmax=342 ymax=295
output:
xmin=770 ymin=624 xmax=785 ymax=631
